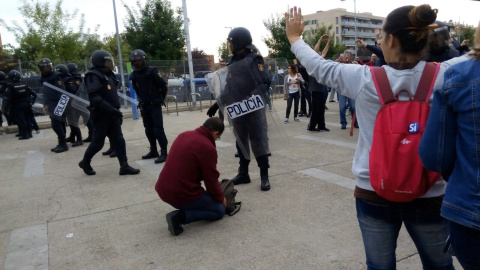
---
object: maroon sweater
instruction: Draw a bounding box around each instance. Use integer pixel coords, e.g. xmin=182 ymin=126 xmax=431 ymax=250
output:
xmin=155 ymin=126 xmax=224 ymax=206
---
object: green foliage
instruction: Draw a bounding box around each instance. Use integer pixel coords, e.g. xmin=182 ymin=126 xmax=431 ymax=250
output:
xmin=102 ymin=33 xmax=132 ymax=63
xmin=217 ymin=41 xmax=229 ymax=62
xmin=0 ymin=0 xmax=87 ymax=62
xmin=263 ymin=14 xmax=295 ymax=61
xmin=123 ymin=0 xmax=185 ymax=60
xmin=461 ymin=26 xmax=476 ymax=44
xmin=302 ymin=23 xmax=346 ymax=60
xmin=185 ymin=48 xmax=211 ymax=73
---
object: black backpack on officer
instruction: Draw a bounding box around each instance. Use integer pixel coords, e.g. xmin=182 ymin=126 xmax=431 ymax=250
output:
xmin=220 ymin=179 xmax=241 ymax=216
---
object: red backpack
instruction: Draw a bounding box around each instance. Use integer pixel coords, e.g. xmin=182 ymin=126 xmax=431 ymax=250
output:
xmin=369 ymin=63 xmax=442 ymax=202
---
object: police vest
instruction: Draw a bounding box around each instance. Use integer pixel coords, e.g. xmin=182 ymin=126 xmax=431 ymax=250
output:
xmin=41 ymin=71 xmax=64 ymax=104
xmin=85 ymin=69 xmax=121 ymax=109
xmin=130 ymin=66 xmax=163 ymax=102
xmin=10 ymin=82 xmax=30 ymax=104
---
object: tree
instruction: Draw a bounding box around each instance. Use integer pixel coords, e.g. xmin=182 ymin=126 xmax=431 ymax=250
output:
xmin=217 ymin=41 xmax=229 ymax=62
xmin=302 ymin=24 xmax=347 ymax=60
xmin=184 ymin=48 xmax=211 ymax=74
xmin=123 ymin=0 xmax=185 ymax=60
xmin=102 ymin=33 xmax=132 ymax=65
xmin=0 ymin=0 xmax=86 ymax=62
xmin=263 ymin=14 xmax=295 ymax=61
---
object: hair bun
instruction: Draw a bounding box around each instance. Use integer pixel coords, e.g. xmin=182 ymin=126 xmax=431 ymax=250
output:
xmin=408 ymin=4 xmax=437 ymax=27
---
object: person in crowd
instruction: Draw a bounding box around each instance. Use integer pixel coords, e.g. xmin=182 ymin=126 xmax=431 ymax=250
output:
xmin=38 ymin=58 xmax=69 ymax=153
xmin=419 ymin=22 xmax=480 ymax=270
xmin=307 ymin=34 xmax=331 ymax=132
xmin=3 ymin=70 xmax=37 ymax=140
xmin=67 ymin=63 xmax=93 ymax=142
xmin=78 ymin=50 xmax=140 ymax=176
xmin=337 ymin=50 xmax=358 ymax=130
xmin=286 ymin=4 xmax=468 ymax=269
xmin=355 ymin=37 xmax=387 ymax=67
xmin=283 ymin=64 xmax=304 ymax=123
xmin=0 ymin=71 xmax=9 ymax=127
xmin=155 ymin=117 xmax=226 ymax=236
xmin=293 ymin=59 xmax=310 ymax=117
xmin=206 ymin=27 xmax=272 ymax=191
xmin=129 ymin=49 xmax=169 ymax=164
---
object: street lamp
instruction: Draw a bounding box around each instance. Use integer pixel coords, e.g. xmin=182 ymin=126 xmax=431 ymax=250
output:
xmin=341 ymin=0 xmax=357 ymax=57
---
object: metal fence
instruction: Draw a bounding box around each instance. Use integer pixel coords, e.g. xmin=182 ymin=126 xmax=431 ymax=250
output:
xmin=8 ymin=57 xmax=290 ymax=123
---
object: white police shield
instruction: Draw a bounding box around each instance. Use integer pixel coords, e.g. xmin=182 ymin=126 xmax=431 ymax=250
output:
xmin=206 ymin=59 xmax=289 ymax=160
xmin=37 ymin=82 xmax=90 ymax=127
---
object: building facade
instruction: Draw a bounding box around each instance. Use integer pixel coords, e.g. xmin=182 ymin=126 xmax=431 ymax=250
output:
xmin=303 ymin=8 xmax=384 ymax=58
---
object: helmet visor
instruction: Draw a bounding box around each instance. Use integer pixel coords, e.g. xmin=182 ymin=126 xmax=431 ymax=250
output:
xmin=131 ymin=59 xmax=147 ymax=71
xmin=105 ymin=57 xmax=115 ymax=71
xmin=39 ymin=64 xmax=53 ymax=76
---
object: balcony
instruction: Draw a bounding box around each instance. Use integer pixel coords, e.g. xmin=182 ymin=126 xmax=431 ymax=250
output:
xmin=342 ymin=31 xmax=376 ymax=38
xmin=341 ymin=21 xmax=382 ymax=29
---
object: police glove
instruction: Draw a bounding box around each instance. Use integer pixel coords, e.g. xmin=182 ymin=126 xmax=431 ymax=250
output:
xmin=207 ymin=102 xmax=219 ymax=117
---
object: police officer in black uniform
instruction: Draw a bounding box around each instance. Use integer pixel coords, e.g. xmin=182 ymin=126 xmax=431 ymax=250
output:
xmin=67 ymin=63 xmax=93 ymax=143
xmin=0 ymin=71 xmax=9 ymax=127
xmin=78 ymin=50 xmax=140 ymax=176
xmin=55 ymin=64 xmax=83 ymax=147
xmin=129 ymin=49 xmax=169 ymax=164
xmin=428 ymin=21 xmax=460 ymax=62
xmin=38 ymin=58 xmax=69 ymax=153
xmin=3 ymin=70 xmax=37 ymax=139
xmin=207 ymin=27 xmax=272 ymax=191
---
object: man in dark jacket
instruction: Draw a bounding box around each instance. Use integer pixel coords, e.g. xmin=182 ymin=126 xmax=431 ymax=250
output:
xmin=155 ymin=117 xmax=226 ymax=236
xmin=78 ymin=50 xmax=140 ymax=176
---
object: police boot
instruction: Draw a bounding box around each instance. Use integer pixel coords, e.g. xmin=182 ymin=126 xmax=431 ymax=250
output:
xmin=109 ymin=149 xmax=117 ymax=158
xmin=231 ymin=165 xmax=251 ymax=185
xmin=72 ymin=139 xmax=84 ymax=147
xmin=260 ymin=167 xmax=271 ymax=191
xmin=119 ymin=160 xmax=140 ymax=175
xmin=67 ymin=134 xmax=75 ymax=143
xmin=142 ymin=148 xmax=159 ymax=159
xmin=79 ymin=159 xmax=96 ymax=175
xmin=28 ymin=131 xmax=32 ymax=138
xmin=83 ymin=135 xmax=92 ymax=143
xmin=102 ymin=147 xmax=114 ymax=156
xmin=54 ymin=140 xmax=69 ymax=153
xmin=51 ymin=143 xmax=61 ymax=152
xmin=154 ymin=150 xmax=167 ymax=164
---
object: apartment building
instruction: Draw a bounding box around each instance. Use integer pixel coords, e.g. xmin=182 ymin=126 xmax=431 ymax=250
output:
xmin=303 ymin=8 xmax=384 ymax=58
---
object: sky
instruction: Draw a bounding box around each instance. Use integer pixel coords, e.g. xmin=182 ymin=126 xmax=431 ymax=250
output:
xmin=1 ymin=0 xmax=479 ymax=62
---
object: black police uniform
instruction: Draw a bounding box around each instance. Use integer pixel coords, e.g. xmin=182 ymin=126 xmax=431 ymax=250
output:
xmin=0 ymin=76 xmax=10 ymax=126
xmin=130 ymin=66 xmax=169 ymax=163
xmin=79 ymin=67 xmax=139 ymax=175
xmin=41 ymin=71 xmax=69 ymax=152
xmin=4 ymin=81 xmax=37 ymax=139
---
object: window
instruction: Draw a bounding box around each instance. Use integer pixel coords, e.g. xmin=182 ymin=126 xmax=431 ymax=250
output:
xmin=312 ymin=19 xmax=317 ymax=25
xmin=336 ymin=17 xmax=339 ymax=24
xmin=336 ymin=27 xmax=339 ymax=34
xmin=305 ymin=21 xmax=310 ymax=25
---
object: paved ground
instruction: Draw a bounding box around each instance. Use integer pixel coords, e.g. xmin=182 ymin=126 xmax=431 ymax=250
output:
xmin=0 ymin=98 xmax=460 ymax=270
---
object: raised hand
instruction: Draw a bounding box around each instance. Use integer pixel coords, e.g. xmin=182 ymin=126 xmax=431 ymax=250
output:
xmin=285 ymin=6 xmax=305 ymax=45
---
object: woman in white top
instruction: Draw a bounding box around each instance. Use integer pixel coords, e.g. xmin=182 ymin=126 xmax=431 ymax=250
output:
xmin=283 ymin=64 xmax=304 ymax=122
xmin=286 ymin=5 xmax=469 ymax=270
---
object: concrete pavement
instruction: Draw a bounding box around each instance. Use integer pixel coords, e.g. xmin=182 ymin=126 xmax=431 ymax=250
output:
xmin=0 ymin=98 xmax=460 ymax=270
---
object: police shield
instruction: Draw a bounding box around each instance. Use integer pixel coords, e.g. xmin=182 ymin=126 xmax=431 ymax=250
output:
xmin=38 ymin=82 xmax=90 ymax=127
xmin=206 ymin=59 xmax=289 ymax=160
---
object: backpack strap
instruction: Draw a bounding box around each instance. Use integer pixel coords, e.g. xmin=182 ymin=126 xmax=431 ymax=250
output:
xmin=413 ymin=62 xmax=440 ymax=102
xmin=227 ymin=202 xmax=242 ymax=216
xmin=370 ymin=66 xmax=395 ymax=105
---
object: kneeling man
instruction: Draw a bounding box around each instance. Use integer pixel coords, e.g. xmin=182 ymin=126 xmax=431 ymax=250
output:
xmin=155 ymin=117 xmax=226 ymax=236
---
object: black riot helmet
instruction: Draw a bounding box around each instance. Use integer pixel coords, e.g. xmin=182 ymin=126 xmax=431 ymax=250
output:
xmin=54 ymin=64 xmax=70 ymax=76
xmin=129 ymin=49 xmax=148 ymax=71
xmin=66 ymin=63 xmax=78 ymax=74
xmin=90 ymin=50 xmax=115 ymax=71
xmin=38 ymin=58 xmax=54 ymax=76
xmin=429 ymin=21 xmax=451 ymax=55
xmin=227 ymin=27 xmax=254 ymax=54
xmin=0 ymin=71 xmax=6 ymax=81
xmin=8 ymin=70 xmax=22 ymax=82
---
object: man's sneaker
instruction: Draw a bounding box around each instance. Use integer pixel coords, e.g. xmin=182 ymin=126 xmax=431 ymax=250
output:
xmin=284 ymin=118 xmax=289 ymax=123
xmin=320 ymin=127 xmax=330 ymax=132
xmin=294 ymin=117 xmax=300 ymax=122
xmin=341 ymin=124 xmax=347 ymax=129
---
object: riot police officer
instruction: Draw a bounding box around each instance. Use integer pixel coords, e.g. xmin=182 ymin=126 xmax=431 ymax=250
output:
xmin=78 ymin=50 xmax=140 ymax=176
xmin=67 ymin=63 xmax=93 ymax=142
xmin=129 ymin=49 xmax=169 ymax=164
xmin=3 ymin=70 xmax=37 ymax=140
xmin=55 ymin=64 xmax=83 ymax=147
xmin=0 ymin=71 xmax=9 ymax=126
xmin=207 ymin=27 xmax=272 ymax=191
xmin=428 ymin=21 xmax=460 ymax=62
xmin=38 ymin=58 xmax=69 ymax=153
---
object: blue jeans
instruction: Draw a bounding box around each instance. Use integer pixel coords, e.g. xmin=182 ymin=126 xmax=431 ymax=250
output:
xmin=338 ymin=94 xmax=355 ymax=125
xmin=286 ymin=91 xmax=300 ymax=118
xmin=449 ymin=220 xmax=480 ymax=270
xmin=174 ymin=192 xmax=225 ymax=224
xmin=356 ymin=198 xmax=454 ymax=270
